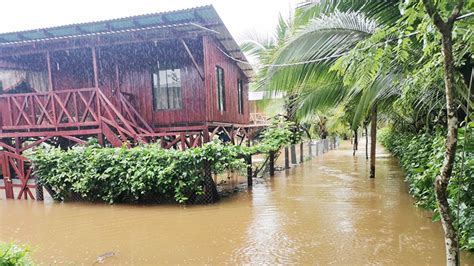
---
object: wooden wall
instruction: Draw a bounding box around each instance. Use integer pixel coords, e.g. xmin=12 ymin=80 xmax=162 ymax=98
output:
xmin=203 ymin=36 xmax=250 ymax=125
xmin=51 ymin=49 xmax=94 ymax=90
xmin=1 ymin=36 xmax=250 ymax=130
xmin=97 ymin=39 xmax=206 ymax=128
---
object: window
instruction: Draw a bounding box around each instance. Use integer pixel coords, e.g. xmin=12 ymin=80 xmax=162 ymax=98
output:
xmin=237 ymin=79 xmax=244 ymax=114
xmin=216 ymin=66 xmax=225 ymax=112
xmin=152 ymin=69 xmax=182 ymax=110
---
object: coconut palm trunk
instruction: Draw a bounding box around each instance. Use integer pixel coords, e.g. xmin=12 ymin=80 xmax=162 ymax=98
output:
xmin=370 ymin=105 xmax=377 ymax=178
xmin=353 ymin=128 xmax=358 ymax=156
xmin=365 ymin=124 xmax=369 ymax=160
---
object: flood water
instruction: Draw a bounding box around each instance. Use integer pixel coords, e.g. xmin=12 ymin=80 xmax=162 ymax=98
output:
xmin=0 ymin=141 xmax=473 ymax=265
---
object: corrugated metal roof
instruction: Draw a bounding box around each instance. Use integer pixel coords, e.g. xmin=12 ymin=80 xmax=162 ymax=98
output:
xmin=0 ymin=5 xmax=254 ymax=78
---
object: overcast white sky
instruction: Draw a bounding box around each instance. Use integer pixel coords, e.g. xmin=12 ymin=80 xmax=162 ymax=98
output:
xmin=0 ymin=0 xmax=298 ymax=42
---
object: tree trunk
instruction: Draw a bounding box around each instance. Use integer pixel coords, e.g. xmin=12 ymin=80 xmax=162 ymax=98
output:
xmin=352 ymin=129 xmax=358 ymax=156
xmin=370 ymin=106 xmax=377 ymax=178
xmin=365 ymin=125 xmax=369 ymax=160
xmin=421 ymin=1 xmax=464 ymax=264
xmin=435 ymin=26 xmax=460 ymax=266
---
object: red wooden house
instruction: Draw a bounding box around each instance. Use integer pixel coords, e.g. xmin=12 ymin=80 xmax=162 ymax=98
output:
xmin=0 ymin=5 xmax=261 ymax=200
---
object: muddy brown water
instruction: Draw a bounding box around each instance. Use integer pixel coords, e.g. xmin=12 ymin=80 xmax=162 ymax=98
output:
xmin=0 ymin=141 xmax=473 ymax=265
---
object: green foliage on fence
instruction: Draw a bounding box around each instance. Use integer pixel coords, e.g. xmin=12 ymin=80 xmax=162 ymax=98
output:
xmin=379 ymin=125 xmax=474 ymax=250
xmin=0 ymin=242 xmax=33 ymax=266
xmin=30 ymin=119 xmax=299 ymax=204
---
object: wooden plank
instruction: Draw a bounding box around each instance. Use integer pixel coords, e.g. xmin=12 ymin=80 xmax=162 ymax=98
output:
xmin=92 ymin=47 xmax=99 ymax=88
xmin=46 ymin=52 xmax=53 ymax=91
xmin=62 ymin=135 xmax=87 ymax=145
xmin=101 ymin=122 xmax=123 ymax=147
xmin=19 ymin=136 xmax=52 ymax=152
xmin=0 ymin=129 xmax=101 ymax=138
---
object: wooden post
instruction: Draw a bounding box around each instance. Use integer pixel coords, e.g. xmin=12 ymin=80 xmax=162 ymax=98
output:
xmin=46 ymin=52 xmax=53 ymax=91
xmin=308 ymin=141 xmax=312 ymax=158
xmin=284 ymin=146 xmax=290 ymax=169
xmin=370 ymin=105 xmax=377 ymax=178
xmin=299 ymin=142 xmax=304 ymax=163
xmin=92 ymin=47 xmax=99 ymax=88
xmin=269 ymin=151 xmax=275 ymax=177
xmin=1 ymin=152 xmax=14 ymax=199
xmin=246 ymin=139 xmax=252 ymax=188
xmin=97 ymin=133 xmax=104 ymax=146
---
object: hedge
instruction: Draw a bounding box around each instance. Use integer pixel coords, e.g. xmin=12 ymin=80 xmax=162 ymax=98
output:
xmin=379 ymin=125 xmax=474 ymax=251
xmin=29 ymin=119 xmax=301 ymax=204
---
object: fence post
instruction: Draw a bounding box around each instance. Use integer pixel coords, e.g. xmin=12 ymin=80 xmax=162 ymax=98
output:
xmin=284 ymin=146 xmax=290 ymax=169
xmin=308 ymin=141 xmax=312 ymax=158
xmin=269 ymin=151 xmax=275 ymax=177
xmin=290 ymin=144 xmax=297 ymax=165
xmin=247 ymin=139 xmax=253 ymax=187
xmin=299 ymin=142 xmax=304 ymax=163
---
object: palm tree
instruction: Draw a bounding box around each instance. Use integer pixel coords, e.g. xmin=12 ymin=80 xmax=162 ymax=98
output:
xmin=255 ymin=0 xmax=401 ymax=177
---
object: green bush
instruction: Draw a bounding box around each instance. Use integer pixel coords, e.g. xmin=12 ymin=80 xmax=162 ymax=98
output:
xmin=379 ymin=124 xmax=474 ymax=251
xmin=0 ymin=242 xmax=33 ymax=265
xmin=31 ymin=141 xmax=249 ymax=204
xmin=30 ymin=119 xmax=300 ymax=204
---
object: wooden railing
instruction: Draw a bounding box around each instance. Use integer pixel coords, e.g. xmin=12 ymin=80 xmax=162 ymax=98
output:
xmin=0 ymin=88 xmax=155 ymax=145
xmin=250 ymin=113 xmax=270 ymax=125
xmin=0 ymin=88 xmax=100 ymax=130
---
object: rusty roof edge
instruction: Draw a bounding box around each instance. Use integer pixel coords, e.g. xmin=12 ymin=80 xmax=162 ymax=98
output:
xmin=0 ymin=4 xmax=255 ymax=78
xmin=0 ymin=5 xmax=214 ymax=37
xmin=0 ymin=23 xmax=209 ymax=47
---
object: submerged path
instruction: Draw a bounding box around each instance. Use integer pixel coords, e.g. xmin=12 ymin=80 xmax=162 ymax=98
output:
xmin=0 ymin=141 xmax=473 ymax=265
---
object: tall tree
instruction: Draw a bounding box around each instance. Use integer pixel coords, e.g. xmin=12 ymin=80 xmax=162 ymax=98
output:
xmin=421 ymin=0 xmax=466 ymax=264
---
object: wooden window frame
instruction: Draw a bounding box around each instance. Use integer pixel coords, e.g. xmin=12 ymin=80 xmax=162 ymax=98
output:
xmin=152 ymin=68 xmax=182 ymax=111
xmin=237 ymin=78 xmax=244 ymax=114
xmin=216 ymin=66 xmax=226 ymax=112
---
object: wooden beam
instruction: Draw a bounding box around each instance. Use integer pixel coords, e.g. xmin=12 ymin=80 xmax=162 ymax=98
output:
xmin=62 ymin=135 xmax=87 ymax=145
xmin=92 ymin=47 xmax=99 ymax=88
xmin=46 ymin=52 xmax=53 ymax=91
xmin=20 ymin=136 xmax=52 ymax=152
xmin=180 ymin=39 xmax=204 ymax=81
